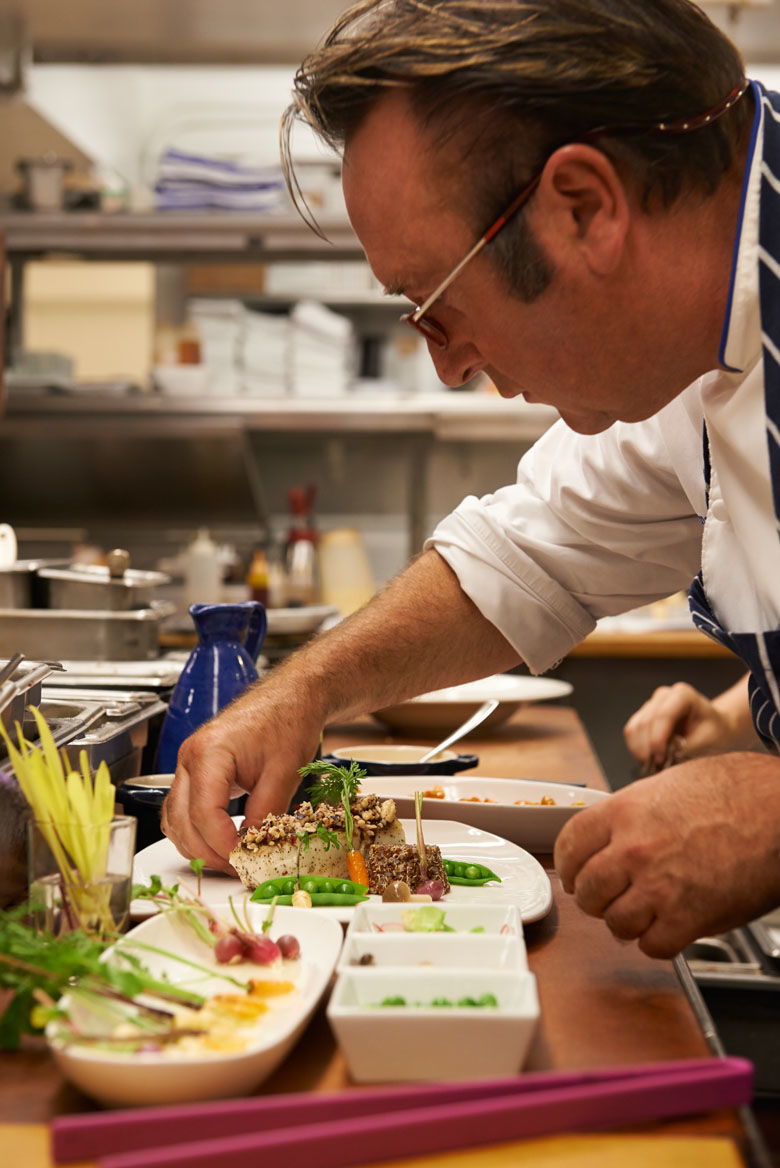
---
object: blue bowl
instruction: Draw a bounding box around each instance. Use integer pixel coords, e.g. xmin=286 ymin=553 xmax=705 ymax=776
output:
xmin=115 ymin=775 xmax=247 ymax=851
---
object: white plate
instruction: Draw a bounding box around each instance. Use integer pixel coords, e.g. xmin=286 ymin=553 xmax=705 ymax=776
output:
xmin=358 ymin=777 xmax=610 ymax=853
xmin=132 ymin=819 xmax=552 ymax=925
xmin=371 ymin=674 xmax=573 ymax=733
xmin=265 ymin=605 xmax=339 ymax=636
xmin=47 ymin=904 xmax=344 ymax=1107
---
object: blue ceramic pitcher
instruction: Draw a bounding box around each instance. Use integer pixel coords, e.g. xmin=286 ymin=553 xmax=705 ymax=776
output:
xmin=155 ymin=601 xmax=267 ymax=772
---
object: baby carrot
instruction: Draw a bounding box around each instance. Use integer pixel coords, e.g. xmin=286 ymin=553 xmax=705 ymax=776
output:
xmin=347 ymin=848 xmax=369 ymax=887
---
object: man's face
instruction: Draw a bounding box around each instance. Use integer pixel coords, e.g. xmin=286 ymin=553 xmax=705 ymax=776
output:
xmin=341 ymin=92 xmax=682 ymax=435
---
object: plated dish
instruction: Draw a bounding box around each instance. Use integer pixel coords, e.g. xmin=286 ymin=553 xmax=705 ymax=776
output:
xmin=357 ymin=777 xmax=609 ymax=853
xmin=131 ymin=819 xmax=553 ymax=925
xmin=371 ymin=674 xmax=573 ymax=734
xmin=47 ymin=904 xmax=344 ymax=1107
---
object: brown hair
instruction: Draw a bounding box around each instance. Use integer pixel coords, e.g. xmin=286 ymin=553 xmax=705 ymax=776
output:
xmin=282 ymin=0 xmax=748 ymax=296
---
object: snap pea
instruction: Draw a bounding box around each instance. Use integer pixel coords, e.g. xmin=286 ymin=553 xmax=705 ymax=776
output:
xmin=442 ymin=858 xmax=502 ymax=886
xmin=249 ymin=873 xmax=368 ymax=901
xmin=250 ymin=891 xmax=369 ymax=907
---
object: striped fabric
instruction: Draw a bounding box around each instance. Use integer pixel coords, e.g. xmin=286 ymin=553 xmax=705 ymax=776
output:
xmin=689 ymin=82 xmax=780 ymax=750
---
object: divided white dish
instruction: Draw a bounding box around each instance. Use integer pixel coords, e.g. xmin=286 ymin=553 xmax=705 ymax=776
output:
xmin=47 ymin=904 xmax=344 ymax=1108
xmin=328 ymin=902 xmax=539 ymax=1082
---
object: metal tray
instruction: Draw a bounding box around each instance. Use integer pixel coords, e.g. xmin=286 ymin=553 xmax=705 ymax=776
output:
xmin=0 ymin=604 xmax=174 ymax=661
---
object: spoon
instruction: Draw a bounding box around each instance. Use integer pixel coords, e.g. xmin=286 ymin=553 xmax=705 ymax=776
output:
xmin=417 ymin=698 xmax=500 ymax=763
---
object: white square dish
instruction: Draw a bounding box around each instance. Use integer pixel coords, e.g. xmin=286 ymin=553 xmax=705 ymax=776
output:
xmin=338 ymin=930 xmax=527 ymax=972
xmin=348 ymin=902 xmax=523 ymax=937
xmin=327 ymin=966 xmax=539 ymax=1083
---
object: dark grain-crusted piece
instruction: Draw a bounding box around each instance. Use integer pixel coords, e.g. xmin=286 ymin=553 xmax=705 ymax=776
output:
xmin=366 ymin=844 xmax=450 ymax=896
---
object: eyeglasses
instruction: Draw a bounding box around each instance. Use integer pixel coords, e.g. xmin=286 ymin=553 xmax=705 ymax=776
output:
xmin=402 ymin=80 xmax=749 ymax=349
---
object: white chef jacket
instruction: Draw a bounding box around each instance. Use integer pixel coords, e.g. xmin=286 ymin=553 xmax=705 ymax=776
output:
xmin=429 ymin=80 xmax=779 ymax=678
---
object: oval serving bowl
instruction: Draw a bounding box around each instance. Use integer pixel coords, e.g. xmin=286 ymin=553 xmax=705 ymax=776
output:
xmin=47 ymin=903 xmax=343 ymax=1108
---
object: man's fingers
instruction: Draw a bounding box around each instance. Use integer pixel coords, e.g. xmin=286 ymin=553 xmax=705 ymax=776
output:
xmin=554 ymin=802 xmax=613 ymax=893
xmin=242 ymin=765 xmax=302 ymax=824
xmin=602 ymin=887 xmax=657 ymax=942
xmin=161 ymin=763 xmax=239 ymax=874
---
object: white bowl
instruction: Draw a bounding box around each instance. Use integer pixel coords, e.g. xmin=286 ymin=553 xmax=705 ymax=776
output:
xmin=372 ymin=674 xmax=573 ymax=734
xmin=152 ymin=364 xmax=211 ymax=396
xmin=47 ymin=904 xmax=344 ymax=1107
xmin=327 ymin=966 xmax=539 ymax=1083
xmin=357 ymin=776 xmax=611 ymax=853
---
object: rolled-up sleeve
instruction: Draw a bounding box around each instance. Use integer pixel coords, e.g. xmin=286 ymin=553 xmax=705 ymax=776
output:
xmin=428 ymin=403 xmax=705 ymax=674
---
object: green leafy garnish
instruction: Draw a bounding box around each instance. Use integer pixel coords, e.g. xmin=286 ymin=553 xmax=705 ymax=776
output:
xmin=298 ymin=759 xmax=365 ymax=851
xmin=0 ymin=901 xmax=208 ymax=1050
xmin=189 ymin=858 xmax=205 ymax=896
xmin=299 ymin=822 xmax=342 ymax=853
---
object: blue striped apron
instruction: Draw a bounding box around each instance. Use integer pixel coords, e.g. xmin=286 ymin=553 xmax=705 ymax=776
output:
xmin=689 ymin=82 xmax=780 ymax=750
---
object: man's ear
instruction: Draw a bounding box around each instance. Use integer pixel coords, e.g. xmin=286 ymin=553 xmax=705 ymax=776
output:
xmin=532 ymin=144 xmax=630 ymax=276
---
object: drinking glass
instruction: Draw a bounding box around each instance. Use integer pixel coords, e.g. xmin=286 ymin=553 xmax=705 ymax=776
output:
xmin=27 ymin=814 xmax=137 ymax=936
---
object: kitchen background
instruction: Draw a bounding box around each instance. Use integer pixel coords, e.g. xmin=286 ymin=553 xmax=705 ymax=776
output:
xmin=0 ymin=0 xmax=775 ymax=781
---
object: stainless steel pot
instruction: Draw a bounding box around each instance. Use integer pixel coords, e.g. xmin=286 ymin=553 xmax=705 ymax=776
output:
xmin=38 ymin=563 xmax=170 ymax=611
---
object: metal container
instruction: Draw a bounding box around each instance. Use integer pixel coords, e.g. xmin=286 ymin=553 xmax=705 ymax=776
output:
xmin=12 ymin=687 xmax=168 ymax=785
xmin=683 ymin=923 xmax=780 ymax=1095
xmin=0 ymin=558 xmax=68 ymax=609
xmin=0 ymin=659 xmax=58 ymax=734
xmin=0 ymin=604 xmax=173 ymax=661
xmin=38 ymin=564 xmax=170 ymax=611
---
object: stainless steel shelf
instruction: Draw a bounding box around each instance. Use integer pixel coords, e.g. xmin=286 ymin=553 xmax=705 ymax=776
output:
xmin=2 ymin=390 xmax=558 ymax=442
xmin=0 ymin=210 xmax=364 ymax=262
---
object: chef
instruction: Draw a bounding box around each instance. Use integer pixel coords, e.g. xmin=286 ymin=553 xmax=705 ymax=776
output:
xmin=163 ymin=0 xmax=780 ymax=959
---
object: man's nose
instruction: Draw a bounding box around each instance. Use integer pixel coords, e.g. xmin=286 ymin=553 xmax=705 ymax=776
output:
xmin=427 ymin=337 xmax=486 ymax=387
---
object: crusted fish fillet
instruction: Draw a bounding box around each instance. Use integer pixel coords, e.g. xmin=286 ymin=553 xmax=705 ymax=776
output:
xmin=229 ymin=798 xmax=406 ymax=891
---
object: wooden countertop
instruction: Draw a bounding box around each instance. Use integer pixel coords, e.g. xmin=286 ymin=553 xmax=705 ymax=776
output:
xmin=0 ymin=705 xmax=763 ymax=1167
xmin=567 ymin=628 xmax=736 ymax=659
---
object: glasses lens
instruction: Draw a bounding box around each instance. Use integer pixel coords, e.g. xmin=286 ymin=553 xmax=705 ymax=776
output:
xmin=400 ymin=312 xmax=448 ymax=348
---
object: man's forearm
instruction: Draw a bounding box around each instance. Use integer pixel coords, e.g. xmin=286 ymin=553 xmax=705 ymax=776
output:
xmin=251 ymin=548 xmax=522 ymax=726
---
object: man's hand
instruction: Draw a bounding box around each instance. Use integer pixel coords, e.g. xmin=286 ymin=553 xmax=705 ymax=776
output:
xmin=623 ymin=676 xmax=755 ymax=773
xmin=159 ymin=549 xmax=520 ymax=875
xmin=160 ymin=687 xmax=322 ymax=873
xmin=554 ymin=752 xmax=780 ymax=957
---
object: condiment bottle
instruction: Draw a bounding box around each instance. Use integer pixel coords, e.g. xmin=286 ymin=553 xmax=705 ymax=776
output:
xmin=184 ymin=528 xmax=221 ymax=609
xmin=246 ymin=547 xmax=269 ymax=607
xmin=284 ymin=485 xmax=319 ymax=606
